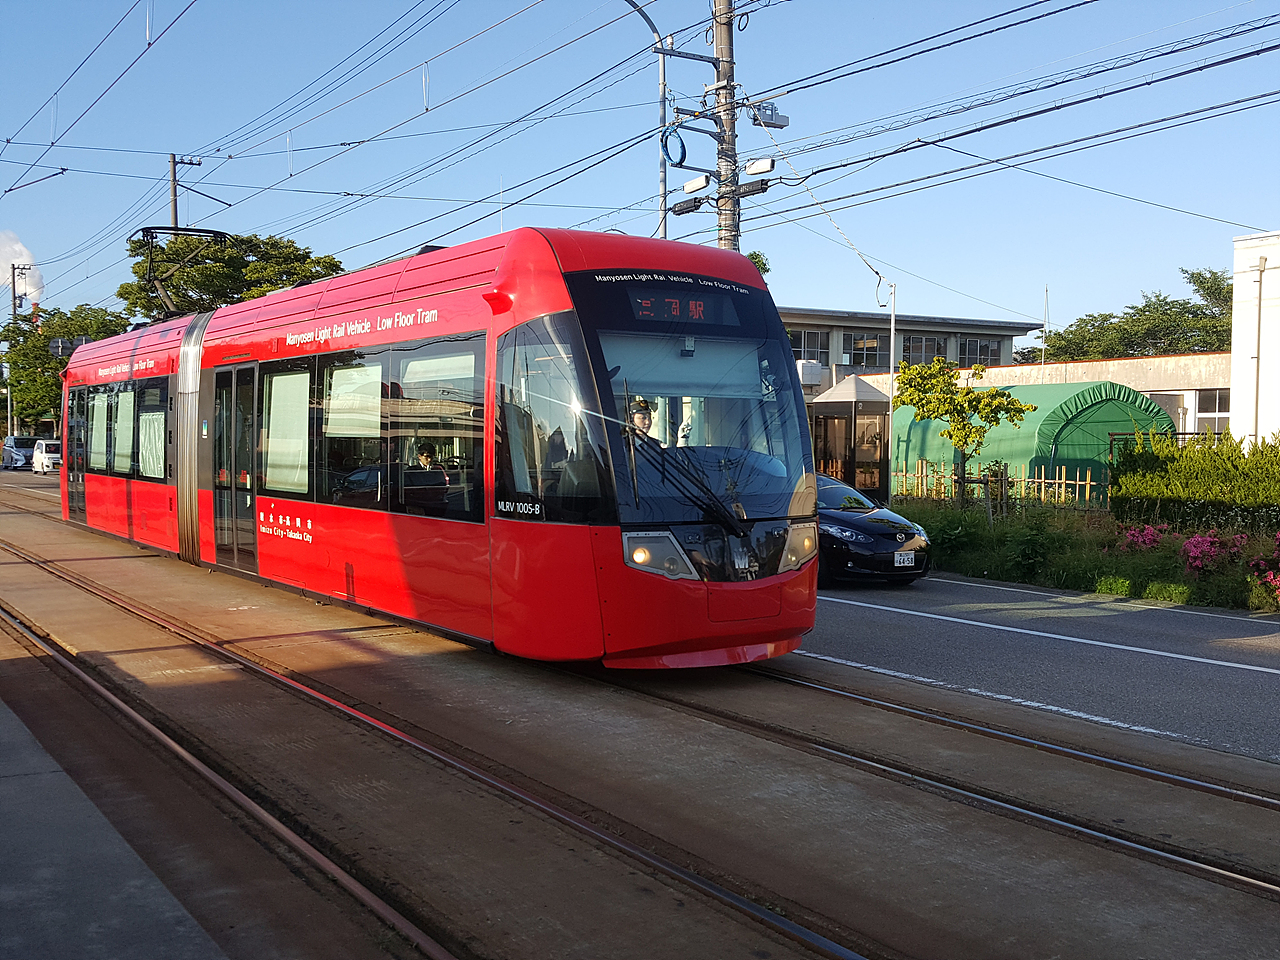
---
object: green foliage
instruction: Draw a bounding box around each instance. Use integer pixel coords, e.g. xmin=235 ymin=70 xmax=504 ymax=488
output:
xmin=117 ymin=233 xmax=343 ymax=317
xmin=1 ymin=305 xmax=129 ymax=429
xmin=1095 ymin=575 xmax=1131 ymax=596
xmin=1110 ymin=430 xmax=1280 ymax=531
xmin=893 ymin=359 xmax=1037 ymax=459
xmin=746 ymin=250 xmax=770 ymax=276
xmin=1043 ymin=267 xmax=1231 ymax=361
xmin=893 ymin=499 xmax=1280 ymax=611
xmin=892 ymin=359 xmax=1037 ymax=502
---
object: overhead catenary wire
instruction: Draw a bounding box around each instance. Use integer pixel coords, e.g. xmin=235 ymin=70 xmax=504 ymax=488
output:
xmin=733 ymin=90 xmax=1280 ymax=232
xmin=34 ymin=2 xmax=667 ymax=293
xmin=0 ymin=0 xmax=143 ymax=161
xmin=749 ymin=0 xmax=1103 ymax=104
xmin=0 ymin=0 xmax=200 ymax=201
xmin=751 ymin=13 xmax=1280 ymax=165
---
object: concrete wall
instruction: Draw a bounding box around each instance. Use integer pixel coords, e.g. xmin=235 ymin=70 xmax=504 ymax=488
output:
xmin=859 ymin=353 xmax=1231 ymax=433
xmin=1229 ymin=231 xmax=1280 ymax=445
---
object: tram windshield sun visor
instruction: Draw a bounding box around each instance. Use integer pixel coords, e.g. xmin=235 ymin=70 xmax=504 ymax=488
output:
xmin=566 ymin=269 xmax=816 ymax=528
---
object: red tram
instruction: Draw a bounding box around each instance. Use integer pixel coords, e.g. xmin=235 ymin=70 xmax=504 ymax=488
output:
xmin=61 ymin=229 xmax=818 ymax=667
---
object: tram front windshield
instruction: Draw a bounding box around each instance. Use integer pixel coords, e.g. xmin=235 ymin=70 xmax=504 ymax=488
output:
xmin=566 ymin=270 xmax=816 ymax=527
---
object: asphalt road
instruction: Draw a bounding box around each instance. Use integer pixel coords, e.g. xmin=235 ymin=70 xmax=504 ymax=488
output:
xmin=806 ymin=574 xmax=1280 ymax=763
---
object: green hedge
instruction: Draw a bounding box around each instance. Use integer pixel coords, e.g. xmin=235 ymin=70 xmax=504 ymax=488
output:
xmin=1110 ymin=431 xmax=1280 ymax=530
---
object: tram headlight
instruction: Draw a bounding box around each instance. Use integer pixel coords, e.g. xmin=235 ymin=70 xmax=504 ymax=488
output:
xmin=622 ymin=532 xmax=699 ymax=581
xmin=778 ymin=521 xmax=819 ymax=573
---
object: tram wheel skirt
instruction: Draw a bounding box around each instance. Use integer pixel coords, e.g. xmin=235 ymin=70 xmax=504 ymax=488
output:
xmin=600 ymin=635 xmax=802 ymax=670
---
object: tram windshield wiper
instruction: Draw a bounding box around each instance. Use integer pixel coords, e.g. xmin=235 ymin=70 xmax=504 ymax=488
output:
xmin=632 ymin=438 xmax=748 ymax=538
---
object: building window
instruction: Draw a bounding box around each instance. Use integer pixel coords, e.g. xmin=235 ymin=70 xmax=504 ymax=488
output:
xmin=902 ymin=335 xmax=946 ymax=366
xmin=841 ymin=332 xmax=887 ymax=368
xmin=1197 ymin=388 xmax=1230 ymax=434
xmin=959 ymin=338 xmax=1002 ymax=367
xmin=789 ymin=329 xmax=830 ymax=365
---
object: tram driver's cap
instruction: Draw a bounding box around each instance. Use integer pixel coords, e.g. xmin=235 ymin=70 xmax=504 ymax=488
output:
xmin=629 ymin=398 xmax=652 ymax=415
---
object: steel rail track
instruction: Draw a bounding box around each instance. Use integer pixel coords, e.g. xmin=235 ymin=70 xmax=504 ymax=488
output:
xmin=0 ymin=602 xmax=459 ymax=960
xmin=587 ymin=667 xmax=1280 ymax=901
xmin=747 ymin=664 xmax=1280 ymax=813
xmin=0 ymin=532 xmax=868 ymax=960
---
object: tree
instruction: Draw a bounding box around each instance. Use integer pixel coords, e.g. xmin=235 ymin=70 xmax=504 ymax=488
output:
xmin=1 ymin=305 xmax=129 ymax=431
xmin=892 ymin=358 xmax=1037 ymax=503
xmin=117 ymin=233 xmax=343 ymax=317
xmin=746 ymin=250 xmax=770 ymax=276
xmin=1042 ymin=267 xmax=1232 ymax=361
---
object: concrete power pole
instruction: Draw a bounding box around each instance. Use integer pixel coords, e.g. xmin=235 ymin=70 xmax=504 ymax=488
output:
xmin=169 ymin=155 xmax=202 ymax=227
xmin=713 ymin=0 xmax=739 ymax=251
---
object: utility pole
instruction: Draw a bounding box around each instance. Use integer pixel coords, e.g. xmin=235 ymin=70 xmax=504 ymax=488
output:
xmin=8 ymin=263 xmax=31 ymax=438
xmin=170 ymin=154 xmax=202 ymax=228
xmin=712 ymin=0 xmax=739 ymax=251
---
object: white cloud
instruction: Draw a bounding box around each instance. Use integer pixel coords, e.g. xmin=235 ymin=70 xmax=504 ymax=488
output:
xmin=0 ymin=230 xmax=45 ymax=304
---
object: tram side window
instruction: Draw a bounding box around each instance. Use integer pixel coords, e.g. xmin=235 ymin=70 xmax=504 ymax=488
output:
xmin=494 ymin=315 xmax=615 ymax=524
xmin=87 ymin=390 xmax=110 ymax=471
xmin=259 ymin=361 xmax=312 ymax=497
xmin=320 ymin=352 xmax=387 ymax=508
xmin=112 ymin=384 xmax=136 ymax=475
xmin=136 ymin=379 xmax=168 ymax=480
xmin=389 ymin=333 xmax=485 ymax=523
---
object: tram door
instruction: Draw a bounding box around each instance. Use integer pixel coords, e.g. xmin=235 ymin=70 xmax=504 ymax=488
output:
xmin=65 ymin=386 xmax=88 ymax=522
xmin=213 ymin=366 xmax=258 ymax=573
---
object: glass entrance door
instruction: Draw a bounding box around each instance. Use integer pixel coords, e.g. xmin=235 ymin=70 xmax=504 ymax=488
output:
xmin=66 ymin=387 xmax=87 ymax=521
xmin=213 ymin=366 xmax=258 ymax=572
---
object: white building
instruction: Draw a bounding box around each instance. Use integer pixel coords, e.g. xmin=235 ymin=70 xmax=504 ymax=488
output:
xmin=1229 ymin=230 xmax=1280 ymax=444
xmin=859 ymin=353 xmax=1232 ymax=435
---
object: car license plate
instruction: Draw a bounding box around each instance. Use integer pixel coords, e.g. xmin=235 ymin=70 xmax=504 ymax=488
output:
xmin=894 ymin=551 xmax=915 ymax=568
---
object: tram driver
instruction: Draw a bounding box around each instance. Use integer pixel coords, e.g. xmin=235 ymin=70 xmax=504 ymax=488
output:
xmin=629 ymin=398 xmax=654 ymax=438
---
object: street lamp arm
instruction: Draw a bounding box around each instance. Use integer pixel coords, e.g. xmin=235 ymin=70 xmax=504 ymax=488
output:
xmin=622 ymin=0 xmax=668 ymax=239
xmin=621 ymin=0 xmax=660 ymax=43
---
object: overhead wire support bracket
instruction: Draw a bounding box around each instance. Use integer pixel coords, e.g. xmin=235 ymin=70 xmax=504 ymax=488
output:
xmin=651 ymin=45 xmax=719 ymax=66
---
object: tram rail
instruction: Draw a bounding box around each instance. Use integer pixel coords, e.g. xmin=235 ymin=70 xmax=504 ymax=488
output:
xmin=582 ymin=664 xmax=1280 ymax=901
xmin=0 ymin=514 xmax=867 ymax=960
xmin=4 ymin=479 xmax=1280 ymax=954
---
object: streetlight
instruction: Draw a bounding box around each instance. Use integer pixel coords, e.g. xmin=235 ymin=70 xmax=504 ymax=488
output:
xmin=622 ymin=0 xmax=668 ymax=239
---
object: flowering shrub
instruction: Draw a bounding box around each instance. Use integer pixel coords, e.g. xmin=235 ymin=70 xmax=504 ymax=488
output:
xmin=1249 ymin=532 xmax=1280 ymax=603
xmin=1120 ymin=523 xmax=1168 ymax=551
xmin=1180 ymin=529 xmax=1248 ymax=576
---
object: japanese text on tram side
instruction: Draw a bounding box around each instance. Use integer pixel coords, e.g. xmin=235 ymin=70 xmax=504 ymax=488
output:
xmin=285 ymin=308 xmax=439 ymax=347
xmin=259 ymin=511 xmax=314 ymax=544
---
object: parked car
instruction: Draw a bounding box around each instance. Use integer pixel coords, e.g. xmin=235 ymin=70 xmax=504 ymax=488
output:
xmin=816 ymin=474 xmax=931 ymax=586
xmin=2 ymin=436 xmax=38 ymax=470
xmin=33 ymin=439 xmax=62 ymax=474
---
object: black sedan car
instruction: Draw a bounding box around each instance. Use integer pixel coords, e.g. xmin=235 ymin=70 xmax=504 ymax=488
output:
xmin=816 ymin=474 xmax=931 ymax=586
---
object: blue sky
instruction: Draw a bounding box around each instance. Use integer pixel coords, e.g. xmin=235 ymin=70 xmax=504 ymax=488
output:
xmin=1 ymin=0 xmax=1277 ymax=346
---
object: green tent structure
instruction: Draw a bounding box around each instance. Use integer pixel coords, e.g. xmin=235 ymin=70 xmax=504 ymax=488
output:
xmin=891 ymin=381 xmax=1177 ymax=500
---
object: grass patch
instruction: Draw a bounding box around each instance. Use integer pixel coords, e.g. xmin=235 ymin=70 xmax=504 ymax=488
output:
xmin=1096 ymin=575 xmax=1131 ymax=597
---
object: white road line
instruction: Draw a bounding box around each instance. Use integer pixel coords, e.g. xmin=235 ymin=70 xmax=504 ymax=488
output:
xmin=927 ymin=576 xmax=1280 ymax=625
xmin=818 ymin=595 xmax=1280 ymax=676
xmin=794 ymin=650 xmax=1206 ymax=742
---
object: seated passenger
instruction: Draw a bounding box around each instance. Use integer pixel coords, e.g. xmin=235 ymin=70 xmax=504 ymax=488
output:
xmin=407 ymin=441 xmax=448 ymax=484
xmin=401 ymin=440 xmax=448 ymax=516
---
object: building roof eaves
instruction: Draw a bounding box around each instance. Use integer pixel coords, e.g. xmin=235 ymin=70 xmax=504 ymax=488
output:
xmin=777 ymin=305 xmax=1039 ymax=334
